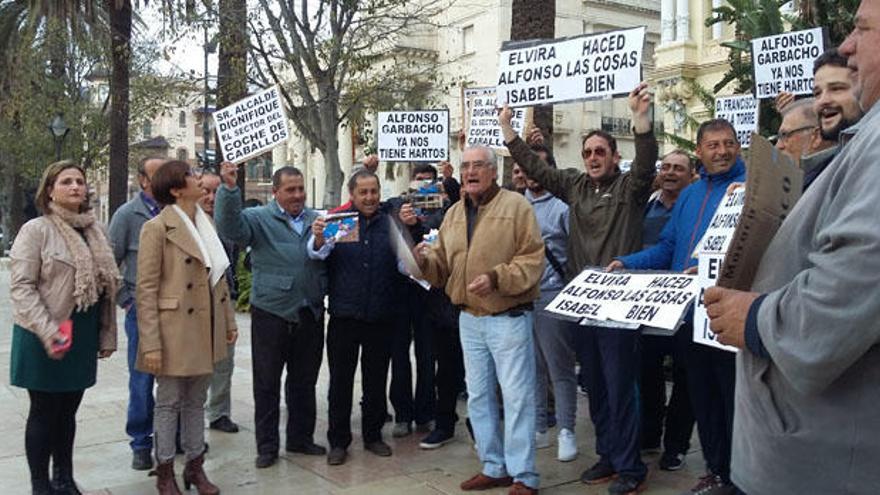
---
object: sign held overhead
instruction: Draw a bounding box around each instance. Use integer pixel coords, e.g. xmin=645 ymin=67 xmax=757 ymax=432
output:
xmin=213 ymin=85 xmax=290 ymax=165
xmin=377 ymin=110 xmax=449 ymax=162
xmin=715 ymin=95 xmax=760 ymax=148
xmin=751 ymin=27 xmax=825 ymax=99
xmin=496 ymin=26 xmax=646 ymax=107
xmin=465 ymin=87 xmax=527 ymax=151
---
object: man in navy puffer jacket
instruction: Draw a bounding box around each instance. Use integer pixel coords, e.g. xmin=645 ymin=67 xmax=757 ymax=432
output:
xmin=610 ymin=119 xmax=746 ymax=495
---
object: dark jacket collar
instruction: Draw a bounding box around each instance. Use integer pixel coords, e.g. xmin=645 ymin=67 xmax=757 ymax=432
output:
xmin=464 ymin=183 xmax=501 ymax=209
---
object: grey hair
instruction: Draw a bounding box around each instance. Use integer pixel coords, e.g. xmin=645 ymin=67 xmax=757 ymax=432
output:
xmin=464 ymin=145 xmax=498 ymax=169
xmin=783 ymin=97 xmax=818 ymax=123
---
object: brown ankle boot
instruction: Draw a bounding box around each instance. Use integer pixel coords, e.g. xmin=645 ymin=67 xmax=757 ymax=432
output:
xmin=152 ymin=461 xmax=181 ymax=495
xmin=183 ymin=454 xmax=219 ymax=495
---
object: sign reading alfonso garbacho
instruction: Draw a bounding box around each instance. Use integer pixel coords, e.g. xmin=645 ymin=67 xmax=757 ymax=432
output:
xmin=377 ymin=110 xmax=449 ymax=162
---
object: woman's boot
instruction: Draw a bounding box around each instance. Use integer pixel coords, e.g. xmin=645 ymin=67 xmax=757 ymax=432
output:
xmin=182 ymin=454 xmax=219 ymax=495
xmin=152 ymin=461 xmax=181 ymax=495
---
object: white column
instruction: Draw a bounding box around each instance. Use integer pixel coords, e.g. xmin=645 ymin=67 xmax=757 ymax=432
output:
xmin=675 ymin=0 xmax=690 ymax=42
xmin=712 ymin=0 xmax=723 ymax=40
xmin=661 ymin=0 xmax=675 ymax=44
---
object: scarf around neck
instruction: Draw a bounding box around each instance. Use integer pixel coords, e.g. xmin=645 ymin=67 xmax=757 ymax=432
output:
xmin=171 ymin=204 xmax=230 ymax=287
xmin=46 ymin=202 xmax=120 ymax=311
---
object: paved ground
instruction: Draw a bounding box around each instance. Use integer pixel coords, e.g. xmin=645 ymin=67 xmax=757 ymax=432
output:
xmin=0 ymin=262 xmax=704 ymax=494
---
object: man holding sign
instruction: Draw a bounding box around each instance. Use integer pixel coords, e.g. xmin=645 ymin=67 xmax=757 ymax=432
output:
xmin=706 ymin=1 xmax=880 ymax=492
xmin=611 ymin=118 xmax=747 ymax=495
xmin=500 ymin=84 xmax=656 ymax=495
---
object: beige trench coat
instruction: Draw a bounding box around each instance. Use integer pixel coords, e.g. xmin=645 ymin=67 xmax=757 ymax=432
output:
xmin=135 ymin=207 xmax=236 ymax=377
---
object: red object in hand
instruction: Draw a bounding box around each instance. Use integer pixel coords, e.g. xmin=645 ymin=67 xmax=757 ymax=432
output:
xmin=52 ymin=320 xmax=73 ymax=353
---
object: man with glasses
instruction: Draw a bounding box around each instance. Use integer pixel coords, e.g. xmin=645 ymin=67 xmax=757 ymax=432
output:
xmin=414 ymin=146 xmax=545 ymax=495
xmin=500 ymin=83 xmax=658 ymax=495
xmin=774 ymin=98 xmax=827 ymax=162
xmin=108 ymin=156 xmax=166 ymax=470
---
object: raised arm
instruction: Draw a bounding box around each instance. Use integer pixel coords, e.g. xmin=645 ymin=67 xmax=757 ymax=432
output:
xmin=627 ymin=82 xmax=659 ymax=204
xmin=214 ymin=161 xmax=254 ymax=246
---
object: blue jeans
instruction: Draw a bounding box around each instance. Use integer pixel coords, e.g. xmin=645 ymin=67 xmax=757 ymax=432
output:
xmin=460 ymin=311 xmax=539 ymax=489
xmin=125 ymin=306 xmax=155 ymax=453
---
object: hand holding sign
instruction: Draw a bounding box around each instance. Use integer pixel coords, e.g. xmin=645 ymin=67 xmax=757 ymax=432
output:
xmin=220 ymin=161 xmax=239 ymax=188
xmin=312 ymin=216 xmax=327 ymax=248
xmin=629 ymin=82 xmax=652 ymax=133
xmin=605 ymin=259 xmax=624 ymax=272
xmin=704 ymin=286 xmax=759 ymax=350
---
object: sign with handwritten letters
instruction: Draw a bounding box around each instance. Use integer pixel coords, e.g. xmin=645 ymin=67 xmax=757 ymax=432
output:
xmin=715 ymin=95 xmax=760 ymax=148
xmin=213 ymin=86 xmax=290 ymax=164
xmin=377 ymin=111 xmax=449 ymax=162
xmin=693 ymin=255 xmax=740 ymax=352
xmin=751 ymin=28 xmax=825 ymax=99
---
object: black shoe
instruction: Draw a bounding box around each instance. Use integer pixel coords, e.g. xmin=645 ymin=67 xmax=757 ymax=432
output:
xmin=580 ymin=460 xmax=616 ymax=485
xmin=132 ymin=449 xmax=153 ymax=471
xmin=364 ymin=440 xmax=393 ymax=457
xmin=286 ymin=442 xmax=327 ymax=456
xmin=209 ymin=416 xmax=240 ymax=433
xmin=659 ymin=451 xmax=686 ymax=471
xmin=50 ymin=478 xmax=82 ymax=495
xmin=419 ymin=429 xmax=454 ymax=449
xmin=608 ymin=475 xmax=643 ymax=494
xmin=327 ymin=447 xmax=347 ymax=465
xmin=255 ymin=452 xmax=278 ymax=469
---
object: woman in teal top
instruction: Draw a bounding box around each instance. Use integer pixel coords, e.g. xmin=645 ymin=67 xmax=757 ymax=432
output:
xmin=9 ymin=161 xmax=120 ymax=495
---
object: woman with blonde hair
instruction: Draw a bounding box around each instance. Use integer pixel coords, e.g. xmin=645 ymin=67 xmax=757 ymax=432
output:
xmin=9 ymin=160 xmax=120 ymax=495
xmin=136 ymin=160 xmax=237 ymax=494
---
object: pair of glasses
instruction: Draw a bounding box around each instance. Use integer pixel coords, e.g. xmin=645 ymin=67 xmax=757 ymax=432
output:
xmin=772 ymin=125 xmax=815 ymax=144
xmin=582 ymin=147 xmax=609 ymax=159
xmin=460 ymin=160 xmax=490 ymax=172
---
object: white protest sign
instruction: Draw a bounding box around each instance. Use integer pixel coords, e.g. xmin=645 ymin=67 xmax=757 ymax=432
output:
xmin=545 ymin=270 xmax=699 ymax=330
xmin=693 ymin=188 xmax=746 ymax=258
xmin=213 ymin=86 xmax=290 ymax=164
xmin=466 ymin=89 xmax=526 ymax=150
xmin=715 ymin=95 xmax=759 ymax=148
xmin=496 ymin=27 xmax=645 ymax=107
xmin=377 ymin=110 xmax=449 ymax=162
xmin=751 ymin=28 xmax=825 ymax=99
xmin=693 ymin=255 xmax=739 ymax=352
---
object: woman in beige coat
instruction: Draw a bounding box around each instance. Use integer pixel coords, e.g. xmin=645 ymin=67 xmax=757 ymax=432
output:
xmin=9 ymin=161 xmax=119 ymax=495
xmin=136 ymin=161 xmax=237 ymax=495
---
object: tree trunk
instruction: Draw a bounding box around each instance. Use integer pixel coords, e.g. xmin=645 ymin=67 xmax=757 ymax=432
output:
xmin=318 ymin=82 xmax=343 ymax=208
xmin=216 ymin=0 xmax=248 ymax=196
xmin=510 ymin=0 xmax=555 ymax=147
xmin=0 ymin=155 xmax=26 ymax=254
xmin=107 ymin=0 xmax=132 ymax=218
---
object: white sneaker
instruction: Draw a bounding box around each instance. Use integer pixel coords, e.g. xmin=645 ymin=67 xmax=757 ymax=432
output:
xmin=535 ymin=430 xmax=551 ymax=449
xmin=557 ymin=428 xmax=578 ymax=462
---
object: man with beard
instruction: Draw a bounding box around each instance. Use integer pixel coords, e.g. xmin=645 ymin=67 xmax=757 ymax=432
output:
xmin=705 ymin=1 xmax=880 ymax=491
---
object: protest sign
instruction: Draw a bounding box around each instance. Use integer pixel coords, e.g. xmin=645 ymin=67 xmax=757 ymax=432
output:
xmin=693 ymin=188 xmax=746 ymax=258
xmin=377 ymin=110 xmax=449 ymax=162
xmin=693 ymin=254 xmax=739 ymax=353
xmin=751 ymin=28 xmax=825 ymax=99
xmin=465 ymin=89 xmax=527 ymax=151
xmin=545 ymin=269 xmax=699 ymax=330
xmin=496 ymin=27 xmax=645 ymax=107
xmin=715 ymin=94 xmax=760 ymax=147
xmin=213 ymin=86 xmax=290 ymax=164
xmin=323 ymin=212 xmax=359 ymax=243
xmin=717 ymin=134 xmax=803 ymax=290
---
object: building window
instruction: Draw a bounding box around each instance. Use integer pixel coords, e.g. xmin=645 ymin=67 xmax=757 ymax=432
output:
xmin=462 ymin=25 xmax=475 ymax=55
xmin=177 ymin=148 xmax=188 ymax=161
xmin=143 ymin=121 xmax=152 ymax=139
xmin=178 ymin=111 xmax=186 ymax=128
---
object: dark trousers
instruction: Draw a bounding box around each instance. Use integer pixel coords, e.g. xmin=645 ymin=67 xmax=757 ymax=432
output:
xmin=25 ymin=390 xmax=84 ymax=487
xmin=251 ymin=306 xmax=324 ymax=455
xmin=389 ymin=289 xmax=435 ymax=425
xmin=577 ymin=326 xmax=646 ymax=480
xmin=327 ymin=316 xmax=393 ymax=448
xmin=686 ymin=338 xmax=736 ymax=482
xmin=431 ymin=303 xmax=464 ymax=433
xmin=640 ymin=330 xmax=695 ymax=455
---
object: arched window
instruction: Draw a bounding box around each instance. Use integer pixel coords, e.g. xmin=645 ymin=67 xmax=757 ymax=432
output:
xmin=178 ymin=111 xmax=186 ymax=128
xmin=177 ymin=148 xmax=188 ymax=161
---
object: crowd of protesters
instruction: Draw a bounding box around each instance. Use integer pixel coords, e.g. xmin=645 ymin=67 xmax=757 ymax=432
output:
xmin=8 ymin=1 xmax=880 ymax=494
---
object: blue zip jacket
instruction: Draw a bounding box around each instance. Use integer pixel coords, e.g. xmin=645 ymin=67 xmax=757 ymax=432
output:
xmin=619 ymin=157 xmax=747 ymax=271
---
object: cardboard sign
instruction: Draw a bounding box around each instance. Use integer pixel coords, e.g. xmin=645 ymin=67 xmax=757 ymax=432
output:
xmin=545 ymin=269 xmax=699 ymax=330
xmin=377 ymin=110 xmax=449 ymax=162
xmin=693 ymin=255 xmax=739 ymax=352
xmin=213 ymin=86 xmax=290 ymax=164
xmin=323 ymin=212 xmax=359 ymax=243
xmin=715 ymin=95 xmax=760 ymax=148
xmin=496 ymin=27 xmax=645 ymax=107
xmin=465 ymin=90 xmax=526 ymax=150
xmin=717 ymin=134 xmax=804 ymax=290
xmin=693 ymin=188 xmax=746 ymax=258
xmin=751 ymin=28 xmax=825 ymax=99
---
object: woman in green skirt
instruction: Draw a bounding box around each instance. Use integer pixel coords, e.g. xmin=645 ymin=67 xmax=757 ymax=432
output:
xmin=9 ymin=161 xmax=120 ymax=495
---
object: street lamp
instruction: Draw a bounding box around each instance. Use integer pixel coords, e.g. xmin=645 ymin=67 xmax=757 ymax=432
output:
xmin=48 ymin=113 xmax=70 ymax=161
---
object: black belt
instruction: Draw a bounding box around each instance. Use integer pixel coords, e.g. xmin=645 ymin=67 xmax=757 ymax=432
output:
xmin=491 ymin=302 xmax=534 ymax=317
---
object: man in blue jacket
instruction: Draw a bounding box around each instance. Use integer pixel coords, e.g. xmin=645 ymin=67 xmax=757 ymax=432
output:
xmin=608 ymin=119 xmax=746 ymax=495
xmin=308 ymin=169 xmax=401 ymax=466
xmin=215 ymin=162 xmax=328 ymax=469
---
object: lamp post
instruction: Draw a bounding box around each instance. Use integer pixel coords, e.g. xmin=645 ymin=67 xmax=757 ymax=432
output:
xmin=203 ymin=17 xmax=217 ymax=169
xmin=48 ymin=113 xmax=70 ymax=161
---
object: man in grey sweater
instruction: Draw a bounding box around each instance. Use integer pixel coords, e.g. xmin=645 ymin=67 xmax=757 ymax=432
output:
xmin=706 ymin=2 xmax=880 ymax=492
